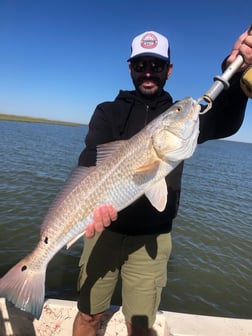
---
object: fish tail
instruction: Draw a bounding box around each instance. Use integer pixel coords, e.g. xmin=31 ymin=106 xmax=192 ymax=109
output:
xmin=0 ymin=257 xmax=46 ymax=319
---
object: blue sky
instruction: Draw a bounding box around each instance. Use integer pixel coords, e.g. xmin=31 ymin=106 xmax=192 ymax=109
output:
xmin=0 ymin=0 xmax=251 ymax=143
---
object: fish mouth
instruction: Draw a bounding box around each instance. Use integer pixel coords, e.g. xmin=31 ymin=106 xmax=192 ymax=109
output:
xmin=189 ymin=100 xmax=200 ymax=121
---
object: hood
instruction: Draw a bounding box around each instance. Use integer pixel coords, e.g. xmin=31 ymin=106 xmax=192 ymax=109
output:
xmin=115 ymin=90 xmax=173 ymax=109
xmin=113 ymin=90 xmax=173 ymax=138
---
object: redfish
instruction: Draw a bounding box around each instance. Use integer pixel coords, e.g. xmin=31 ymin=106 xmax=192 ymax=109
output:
xmin=0 ymin=97 xmax=200 ymax=318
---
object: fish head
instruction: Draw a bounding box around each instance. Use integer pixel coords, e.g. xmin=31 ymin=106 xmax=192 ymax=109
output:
xmin=149 ymin=97 xmax=200 ymax=161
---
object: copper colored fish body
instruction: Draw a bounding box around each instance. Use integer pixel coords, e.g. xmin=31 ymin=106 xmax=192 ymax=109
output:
xmin=0 ymin=97 xmax=200 ymax=318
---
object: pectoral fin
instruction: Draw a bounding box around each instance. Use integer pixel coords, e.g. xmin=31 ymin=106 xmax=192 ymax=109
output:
xmin=145 ymin=179 xmax=168 ymax=212
xmin=135 ymin=159 xmax=161 ymax=173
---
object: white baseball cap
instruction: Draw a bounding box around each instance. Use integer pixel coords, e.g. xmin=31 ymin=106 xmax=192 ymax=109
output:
xmin=128 ymin=31 xmax=170 ymax=62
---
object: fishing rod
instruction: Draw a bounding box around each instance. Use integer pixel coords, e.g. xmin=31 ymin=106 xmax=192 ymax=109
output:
xmin=198 ymin=23 xmax=252 ymax=112
xmin=197 ymin=54 xmax=244 ymax=114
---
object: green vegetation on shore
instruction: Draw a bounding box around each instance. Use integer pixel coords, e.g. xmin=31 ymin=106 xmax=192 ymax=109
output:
xmin=0 ymin=113 xmax=86 ymax=127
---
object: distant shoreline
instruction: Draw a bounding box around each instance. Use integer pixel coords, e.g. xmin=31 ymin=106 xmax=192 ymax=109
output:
xmin=0 ymin=113 xmax=86 ymax=127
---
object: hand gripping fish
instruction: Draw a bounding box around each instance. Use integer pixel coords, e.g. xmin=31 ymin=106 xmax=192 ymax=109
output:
xmin=0 ymin=97 xmax=200 ymax=319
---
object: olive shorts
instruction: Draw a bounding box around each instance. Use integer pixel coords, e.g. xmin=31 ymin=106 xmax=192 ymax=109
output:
xmin=77 ymin=229 xmax=172 ymax=328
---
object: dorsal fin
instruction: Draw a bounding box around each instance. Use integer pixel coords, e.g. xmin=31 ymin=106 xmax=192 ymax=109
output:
xmin=96 ymin=140 xmax=126 ymax=165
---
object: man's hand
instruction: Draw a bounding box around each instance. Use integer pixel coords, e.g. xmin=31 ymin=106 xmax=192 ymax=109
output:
xmin=85 ymin=204 xmax=118 ymax=238
xmin=227 ymin=25 xmax=252 ymax=70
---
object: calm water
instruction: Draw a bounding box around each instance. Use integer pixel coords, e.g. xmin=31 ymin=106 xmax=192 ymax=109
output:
xmin=0 ymin=121 xmax=251 ymax=319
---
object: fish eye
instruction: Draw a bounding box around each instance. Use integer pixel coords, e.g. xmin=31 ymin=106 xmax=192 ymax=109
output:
xmin=176 ymin=106 xmax=182 ymax=112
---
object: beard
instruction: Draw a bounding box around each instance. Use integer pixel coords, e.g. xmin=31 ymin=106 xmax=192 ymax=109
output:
xmin=132 ymin=75 xmax=166 ymax=98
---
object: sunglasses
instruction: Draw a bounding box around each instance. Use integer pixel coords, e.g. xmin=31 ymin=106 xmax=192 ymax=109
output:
xmin=131 ymin=60 xmax=168 ymax=73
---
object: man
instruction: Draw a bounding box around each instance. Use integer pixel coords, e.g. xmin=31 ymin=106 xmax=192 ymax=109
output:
xmin=73 ymin=28 xmax=252 ymax=336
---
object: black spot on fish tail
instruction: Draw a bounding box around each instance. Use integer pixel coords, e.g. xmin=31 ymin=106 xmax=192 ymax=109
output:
xmin=44 ymin=236 xmax=48 ymax=244
xmin=21 ymin=265 xmax=27 ymax=272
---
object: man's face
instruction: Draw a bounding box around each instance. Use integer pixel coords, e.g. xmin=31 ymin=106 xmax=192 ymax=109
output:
xmin=129 ymin=56 xmax=173 ymax=97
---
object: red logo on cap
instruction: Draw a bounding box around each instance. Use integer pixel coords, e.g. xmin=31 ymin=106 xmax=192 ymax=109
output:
xmin=141 ymin=33 xmax=158 ymax=49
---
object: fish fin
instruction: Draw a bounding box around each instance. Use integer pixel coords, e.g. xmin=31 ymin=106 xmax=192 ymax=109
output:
xmin=96 ymin=140 xmax=126 ymax=165
xmin=145 ymin=178 xmax=168 ymax=212
xmin=135 ymin=159 xmax=161 ymax=173
xmin=0 ymin=256 xmax=46 ymax=319
xmin=41 ymin=166 xmax=94 ymax=234
xmin=66 ymin=231 xmax=86 ymax=249
xmin=133 ymin=159 xmax=162 ymax=186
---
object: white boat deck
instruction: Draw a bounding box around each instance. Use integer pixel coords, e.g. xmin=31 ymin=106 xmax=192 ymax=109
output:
xmin=0 ymin=298 xmax=251 ymax=336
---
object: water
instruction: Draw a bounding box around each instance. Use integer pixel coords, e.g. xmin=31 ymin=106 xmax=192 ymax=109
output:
xmin=0 ymin=121 xmax=251 ymax=319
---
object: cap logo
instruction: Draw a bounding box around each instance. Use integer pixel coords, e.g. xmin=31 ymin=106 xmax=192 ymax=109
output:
xmin=141 ymin=33 xmax=158 ymax=49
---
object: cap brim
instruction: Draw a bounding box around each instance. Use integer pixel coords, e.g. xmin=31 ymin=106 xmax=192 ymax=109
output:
xmin=127 ymin=52 xmax=170 ymax=62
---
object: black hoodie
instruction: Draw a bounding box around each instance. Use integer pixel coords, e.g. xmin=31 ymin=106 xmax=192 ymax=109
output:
xmin=79 ymin=73 xmax=247 ymax=235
